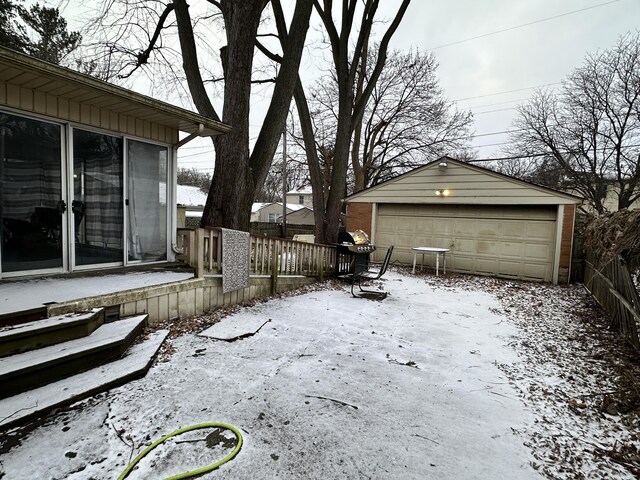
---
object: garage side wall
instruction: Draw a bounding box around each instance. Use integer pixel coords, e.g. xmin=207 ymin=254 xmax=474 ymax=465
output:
xmin=345 ymin=202 xmax=373 ymax=236
xmin=558 ymin=204 xmax=576 ymax=283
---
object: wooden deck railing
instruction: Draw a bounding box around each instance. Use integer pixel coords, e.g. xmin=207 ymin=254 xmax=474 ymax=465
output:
xmin=176 ymin=227 xmax=337 ymax=279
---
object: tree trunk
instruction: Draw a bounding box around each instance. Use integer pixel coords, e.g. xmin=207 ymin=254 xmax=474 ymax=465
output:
xmin=200 ymin=2 xmax=263 ymax=230
xmin=294 ymin=78 xmax=327 ymax=242
xmin=198 ymin=0 xmax=312 ymax=231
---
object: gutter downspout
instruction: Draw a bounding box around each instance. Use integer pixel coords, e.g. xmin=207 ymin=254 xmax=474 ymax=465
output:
xmin=171 ymin=123 xmax=205 ymax=255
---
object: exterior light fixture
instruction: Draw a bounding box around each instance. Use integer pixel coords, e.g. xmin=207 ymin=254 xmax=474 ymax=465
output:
xmin=435 ymin=189 xmax=451 ymax=196
xmin=438 ymin=160 xmax=448 ymax=168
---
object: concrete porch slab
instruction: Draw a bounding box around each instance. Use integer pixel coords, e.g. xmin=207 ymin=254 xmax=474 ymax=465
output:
xmin=0 ymin=270 xmax=194 ymax=316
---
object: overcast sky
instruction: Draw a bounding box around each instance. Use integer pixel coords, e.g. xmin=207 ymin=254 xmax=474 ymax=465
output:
xmin=382 ymin=0 xmax=640 ymax=161
xmin=63 ymin=0 xmax=640 ymax=173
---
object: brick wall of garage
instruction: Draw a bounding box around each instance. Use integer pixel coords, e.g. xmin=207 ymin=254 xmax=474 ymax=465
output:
xmin=345 ymin=202 xmax=373 ymax=236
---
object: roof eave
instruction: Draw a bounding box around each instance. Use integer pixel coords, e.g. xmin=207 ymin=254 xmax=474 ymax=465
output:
xmin=0 ymin=47 xmax=231 ymax=138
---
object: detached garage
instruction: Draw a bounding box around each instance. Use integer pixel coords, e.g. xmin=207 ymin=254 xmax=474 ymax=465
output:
xmin=344 ymin=157 xmax=582 ymax=284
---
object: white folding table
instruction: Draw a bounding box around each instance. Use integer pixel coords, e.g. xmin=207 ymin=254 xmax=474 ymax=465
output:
xmin=411 ymin=247 xmax=450 ymax=276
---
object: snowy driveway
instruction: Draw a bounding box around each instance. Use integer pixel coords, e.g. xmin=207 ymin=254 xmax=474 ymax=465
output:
xmin=1 ymin=271 xmax=542 ymax=479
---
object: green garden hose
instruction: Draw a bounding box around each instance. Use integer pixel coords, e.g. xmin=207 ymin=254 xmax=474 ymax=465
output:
xmin=117 ymin=422 xmax=243 ymax=480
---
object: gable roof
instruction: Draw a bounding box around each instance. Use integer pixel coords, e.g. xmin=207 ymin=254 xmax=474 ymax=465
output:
xmin=287 ymin=185 xmax=313 ymax=195
xmin=177 ymin=185 xmax=207 ymax=206
xmin=346 ymin=157 xmax=583 ymax=205
xmin=0 ymin=47 xmax=231 ymax=137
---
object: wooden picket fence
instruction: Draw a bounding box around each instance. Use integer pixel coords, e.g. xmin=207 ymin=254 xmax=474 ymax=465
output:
xmin=583 ymin=255 xmax=640 ymax=349
xmin=176 ymin=227 xmax=336 ymax=279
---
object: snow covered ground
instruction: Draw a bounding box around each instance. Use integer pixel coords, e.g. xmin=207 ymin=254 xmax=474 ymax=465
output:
xmin=1 ymin=269 xmax=639 ymax=479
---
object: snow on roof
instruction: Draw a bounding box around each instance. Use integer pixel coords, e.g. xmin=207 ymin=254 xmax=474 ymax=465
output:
xmin=251 ymin=202 xmax=308 ymax=212
xmin=251 ymin=202 xmax=272 ymax=213
xmin=287 ymin=185 xmax=312 ymax=194
xmin=177 ymin=185 xmax=207 ymax=207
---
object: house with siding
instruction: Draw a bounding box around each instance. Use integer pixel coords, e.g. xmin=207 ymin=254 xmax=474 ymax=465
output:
xmin=344 ymin=157 xmax=583 ymax=284
xmin=0 ymin=46 xmax=230 ymax=279
xmin=285 ymin=185 xmax=313 ymax=209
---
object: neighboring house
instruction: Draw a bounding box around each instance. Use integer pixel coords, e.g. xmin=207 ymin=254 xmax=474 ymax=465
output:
xmin=0 ymin=46 xmax=230 ymax=279
xmin=344 ymin=157 xmax=583 ymax=284
xmin=286 ymin=206 xmax=314 ymax=226
xmin=286 ymin=185 xmax=313 ymax=209
xmin=250 ymin=203 xmax=277 ymax=223
xmin=251 ymin=202 xmax=310 ymax=224
xmin=176 ymin=185 xmax=207 ymax=227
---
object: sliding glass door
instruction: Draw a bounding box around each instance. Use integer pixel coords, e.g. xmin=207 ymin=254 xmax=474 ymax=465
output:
xmin=127 ymin=140 xmax=168 ymax=262
xmin=72 ymin=129 xmax=124 ymax=266
xmin=0 ymin=111 xmax=172 ymax=277
xmin=0 ymin=113 xmax=65 ymax=273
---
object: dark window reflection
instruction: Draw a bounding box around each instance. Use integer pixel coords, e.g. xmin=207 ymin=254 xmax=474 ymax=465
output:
xmin=1 ymin=113 xmax=63 ymax=272
xmin=73 ymin=129 xmax=123 ymax=266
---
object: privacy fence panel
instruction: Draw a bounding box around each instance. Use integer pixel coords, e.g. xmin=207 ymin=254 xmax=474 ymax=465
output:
xmin=583 ymin=255 xmax=640 ymax=349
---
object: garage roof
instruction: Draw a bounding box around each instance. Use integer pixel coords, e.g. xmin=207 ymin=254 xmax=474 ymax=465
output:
xmin=0 ymin=47 xmax=231 ymax=137
xmin=346 ymin=157 xmax=583 ymax=205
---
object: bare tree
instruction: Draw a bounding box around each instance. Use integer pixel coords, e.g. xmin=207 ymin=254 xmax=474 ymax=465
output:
xmin=177 ymin=167 xmax=211 ymax=193
xmin=507 ymin=32 xmax=640 ymax=213
xmin=310 ymin=47 xmax=473 ymax=192
xmin=290 ymin=0 xmax=410 ymax=244
xmin=87 ymin=0 xmax=314 ymax=230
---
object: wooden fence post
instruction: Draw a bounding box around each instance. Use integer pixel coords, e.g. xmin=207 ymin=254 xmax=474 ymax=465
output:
xmin=271 ymin=241 xmax=279 ymax=295
xmin=195 ymin=228 xmax=205 ymax=278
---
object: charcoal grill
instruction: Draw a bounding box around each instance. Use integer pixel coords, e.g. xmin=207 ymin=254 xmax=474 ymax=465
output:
xmin=335 ymin=230 xmax=376 ymax=276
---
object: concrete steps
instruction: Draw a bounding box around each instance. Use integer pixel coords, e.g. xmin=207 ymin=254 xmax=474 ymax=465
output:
xmin=0 ymin=329 xmax=168 ymax=431
xmin=0 ymin=309 xmax=105 ymax=358
xmin=0 ymin=315 xmax=147 ymax=399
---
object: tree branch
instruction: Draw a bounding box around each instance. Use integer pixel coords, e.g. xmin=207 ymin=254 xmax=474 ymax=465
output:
xmin=118 ymin=3 xmax=175 ymax=79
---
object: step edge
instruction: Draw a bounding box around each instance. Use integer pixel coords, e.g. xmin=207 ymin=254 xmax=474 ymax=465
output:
xmin=0 ymin=329 xmax=168 ymax=432
xmin=0 ymin=315 xmax=147 ymax=379
xmin=0 ymin=308 xmax=105 ymax=341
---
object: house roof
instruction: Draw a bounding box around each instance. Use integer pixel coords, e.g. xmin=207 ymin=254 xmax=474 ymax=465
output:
xmin=345 ymin=157 xmax=583 ymax=205
xmin=252 ymin=202 xmax=272 ymax=213
xmin=177 ymin=185 xmax=207 ymax=206
xmin=0 ymin=47 xmax=231 ymax=137
xmin=251 ymin=202 xmax=310 ymax=213
xmin=287 ymin=185 xmax=313 ymax=195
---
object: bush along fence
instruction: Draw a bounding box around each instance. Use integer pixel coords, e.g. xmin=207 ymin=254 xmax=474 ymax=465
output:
xmin=583 ymin=254 xmax=640 ymax=350
xmin=176 ymin=227 xmax=336 ymax=286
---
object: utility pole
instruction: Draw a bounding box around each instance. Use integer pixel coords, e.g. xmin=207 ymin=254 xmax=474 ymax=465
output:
xmin=282 ymin=124 xmax=287 ymax=239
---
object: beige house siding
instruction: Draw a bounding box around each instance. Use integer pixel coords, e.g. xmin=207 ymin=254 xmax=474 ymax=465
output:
xmin=287 ymin=208 xmax=315 ymax=225
xmin=347 ymin=161 xmax=580 ymax=205
xmin=0 ymin=47 xmax=231 ymax=279
xmin=252 ymin=204 xmax=289 ymax=223
xmin=1 ymin=81 xmax=177 ymax=144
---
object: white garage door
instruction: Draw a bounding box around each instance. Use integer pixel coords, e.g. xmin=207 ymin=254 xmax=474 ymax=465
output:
xmin=375 ymin=204 xmax=557 ymax=282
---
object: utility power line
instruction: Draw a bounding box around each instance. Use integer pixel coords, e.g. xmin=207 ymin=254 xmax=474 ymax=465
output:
xmin=454 ymin=83 xmax=561 ymax=102
xmin=473 ymin=107 xmax=518 ymax=115
xmin=429 ymin=0 xmax=620 ymax=50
